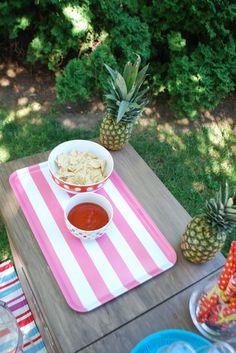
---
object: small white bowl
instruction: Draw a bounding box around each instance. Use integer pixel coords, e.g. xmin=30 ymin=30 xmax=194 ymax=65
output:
xmin=64 ymin=193 xmax=113 ymax=240
xmin=48 ymin=140 xmax=114 ymax=193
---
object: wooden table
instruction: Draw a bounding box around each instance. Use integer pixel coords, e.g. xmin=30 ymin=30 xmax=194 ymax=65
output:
xmin=0 ymin=144 xmax=225 ymax=353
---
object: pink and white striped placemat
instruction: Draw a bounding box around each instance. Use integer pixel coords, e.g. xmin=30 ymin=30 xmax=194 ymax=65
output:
xmin=9 ymin=162 xmax=177 ymax=312
xmin=0 ymin=260 xmax=47 ymax=352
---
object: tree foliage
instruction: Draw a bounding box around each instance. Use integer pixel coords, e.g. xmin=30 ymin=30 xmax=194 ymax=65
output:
xmin=1 ymin=0 xmax=236 ymax=117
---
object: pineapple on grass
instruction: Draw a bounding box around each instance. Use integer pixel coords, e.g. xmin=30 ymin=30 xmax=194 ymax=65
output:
xmin=100 ymin=55 xmax=148 ymax=151
xmin=181 ymin=183 xmax=236 ymax=264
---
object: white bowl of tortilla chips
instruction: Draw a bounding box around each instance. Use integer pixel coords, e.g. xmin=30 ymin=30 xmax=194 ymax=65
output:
xmin=48 ymin=140 xmax=114 ymax=193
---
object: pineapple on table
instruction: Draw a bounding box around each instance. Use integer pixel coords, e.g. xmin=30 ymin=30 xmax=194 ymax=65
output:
xmin=181 ymin=183 xmax=236 ymax=264
xmin=100 ymin=55 xmax=148 ymax=151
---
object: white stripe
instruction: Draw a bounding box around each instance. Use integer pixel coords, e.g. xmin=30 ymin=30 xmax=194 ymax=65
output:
xmin=40 ymin=165 xmax=151 ymax=285
xmin=17 ymin=310 xmax=32 ymax=322
xmin=1 ymin=288 xmax=23 ymax=302
xmin=21 ymin=321 xmax=38 ymax=335
xmin=0 ymin=266 xmax=15 ymax=278
xmin=0 ymin=260 xmax=11 ymax=269
xmin=39 ymin=163 xmax=70 ymax=208
xmin=7 ymin=294 xmax=25 ymax=307
xmin=83 ymin=240 xmax=126 ymax=296
xmin=0 ymin=277 xmax=18 ymax=288
xmin=108 ymin=223 xmax=151 ymax=283
xmin=40 ymin=164 xmax=127 ymax=296
xmin=17 ymin=168 xmax=100 ymax=310
xmin=104 ymin=179 xmax=173 ymax=270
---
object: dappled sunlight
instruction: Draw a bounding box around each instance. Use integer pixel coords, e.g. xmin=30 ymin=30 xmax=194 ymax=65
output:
xmin=0 ymin=78 xmax=10 ymax=86
xmin=192 ymin=181 xmax=206 ymax=192
xmin=0 ymin=146 xmax=10 ymax=163
xmin=144 ymin=107 xmax=156 ymax=117
xmin=0 ymin=248 xmax=10 ymax=261
xmin=207 ymin=124 xmax=226 ymax=147
xmin=138 ymin=117 xmax=156 ymax=127
xmin=0 ymin=62 xmax=55 ymax=116
xmin=63 ymin=5 xmax=90 ymax=35
xmin=31 ymin=116 xmax=43 ymax=125
xmin=207 ymin=147 xmax=221 ymax=161
xmin=156 ymin=123 xmax=186 ymax=151
xmin=31 ymin=102 xmax=41 ymax=112
xmin=16 ymin=106 xmax=31 ymax=118
xmin=18 ymin=97 xmax=29 ymax=106
xmin=6 ymin=68 xmax=16 ymax=78
xmin=0 ymin=64 xmax=24 ymax=88
xmin=90 ymin=101 xmax=104 ymax=113
xmin=132 ymin=114 xmax=235 ymax=209
xmin=12 ymin=101 xmax=42 ymax=119
xmin=4 ymin=111 xmax=15 ymax=123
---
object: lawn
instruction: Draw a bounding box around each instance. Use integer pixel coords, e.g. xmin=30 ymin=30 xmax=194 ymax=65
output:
xmin=0 ymin=104 xmax=235 ymax=260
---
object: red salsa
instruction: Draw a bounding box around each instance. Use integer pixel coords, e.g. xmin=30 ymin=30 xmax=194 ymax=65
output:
xmin=68 ymin=202 xmax=109 ymax=231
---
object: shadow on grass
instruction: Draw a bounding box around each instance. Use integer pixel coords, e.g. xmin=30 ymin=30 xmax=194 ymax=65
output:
xmin=0 ymin=108 xmax=98 ymax=162
xmin=0 ymin=107 xmax=99 ymax=259
xmin=0 ymin=106 xmax=235 ymax=259
xmin=131 ymin=120 xmax=236 ymax=256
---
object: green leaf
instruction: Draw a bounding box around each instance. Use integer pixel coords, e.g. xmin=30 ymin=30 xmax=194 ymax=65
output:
xmin=117 ymin=100 xmax=129 ymax=123
xmin=123 ymin=61 xmax=132 ymax=84
xmin=224 ymin=182 xmax=229 ymax=205
xmin=115 ymin=72 xmax=127 ymax=99
xmin=104 ymin=64 xmax=117 ymax=82
xmin=136 ymin=64 xmax=149 ymax=86
xmin=105 ymin=94 xmax=117 ymax=101
xmin=126 ymin=55 xmax=141 ymax=91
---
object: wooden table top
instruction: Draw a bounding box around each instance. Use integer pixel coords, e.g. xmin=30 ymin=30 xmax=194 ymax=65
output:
xmin=0 ymin=144 xmax=225 ymax=353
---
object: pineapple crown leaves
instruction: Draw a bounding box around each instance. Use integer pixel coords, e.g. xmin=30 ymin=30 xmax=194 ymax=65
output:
xmin=104 ymin=55 xmax=149 ymax=124
xmin=206 ymin=182 xmax=236 ymax=234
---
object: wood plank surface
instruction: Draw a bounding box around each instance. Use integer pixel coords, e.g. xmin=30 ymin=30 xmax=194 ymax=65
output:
xmin=0 ymin=144 xmax=225 ymax=353
xmin=79 ymin=270 xmax=223 ymax=353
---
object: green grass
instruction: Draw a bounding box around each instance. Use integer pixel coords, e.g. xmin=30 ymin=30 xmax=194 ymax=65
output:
xmin=0 ymin=106 xmax=235 ymax=260
xmin=131 ymin=119 xmax=236 ymax=257
xmin=0 ymin=106 xmax=98 ymax=260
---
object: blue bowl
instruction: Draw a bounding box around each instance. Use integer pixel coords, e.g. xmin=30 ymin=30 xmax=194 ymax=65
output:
xmin=131 ymin=329 xmax=211 ymax=353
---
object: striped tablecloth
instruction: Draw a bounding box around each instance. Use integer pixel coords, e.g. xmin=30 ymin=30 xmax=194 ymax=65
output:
xmin=0 ymin=260 xmax=47 ymax=352
xmin=10 ymin=162 xmax=177 ymax=312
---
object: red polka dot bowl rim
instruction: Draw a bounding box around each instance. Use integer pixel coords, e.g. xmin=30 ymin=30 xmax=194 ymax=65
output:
xmin=48 ymin=140 xmax=114 ymax=193
xmin=64 ymin=192 xmax=113 ymax=240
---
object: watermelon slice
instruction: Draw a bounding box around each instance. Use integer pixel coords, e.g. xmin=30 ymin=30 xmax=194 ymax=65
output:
xmin=207 ymin=303 xmax=236 ymax=329
xmin=229 ymin=298 xmax=236 ymax=311
xmin=197 ymin=290 xmax=220 ymax=323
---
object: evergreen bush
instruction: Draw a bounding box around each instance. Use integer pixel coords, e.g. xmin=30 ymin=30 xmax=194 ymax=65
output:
xmin=0 ymin=0 xmax=235 ymax=118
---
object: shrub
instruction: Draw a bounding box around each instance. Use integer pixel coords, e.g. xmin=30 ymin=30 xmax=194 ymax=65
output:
xmin=56 ymin=44 xmax=117 ymax=103
xmin=1 ymin=0 xmax=236 ymax=117
xmin=167 ymin=37 xmax=236 ymax=118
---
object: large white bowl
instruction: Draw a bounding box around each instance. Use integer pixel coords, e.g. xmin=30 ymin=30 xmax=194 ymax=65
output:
xmin=64 ymin=193 xmax=113 ymax=240
xmin=48 ymin=140 xmax=114 ymax=193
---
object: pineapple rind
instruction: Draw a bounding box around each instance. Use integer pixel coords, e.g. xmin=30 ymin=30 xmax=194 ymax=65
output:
xmin=100 ymin=115 xmax=133 ymax=151
xmin=100 ymin=56 xmax=148 ymax=151
xmin=181 ymin=215 xmax=226 ymax=264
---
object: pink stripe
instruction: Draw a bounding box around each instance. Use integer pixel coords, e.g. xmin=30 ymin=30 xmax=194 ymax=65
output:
xmin=109 ymin=172 xmax=177 ymax=264
xmin=97 ymin=235 xmax=140 ymax=290
xmin=67 ymin=191 xmax=140 ymax=289
xmin=8 ymin=298 xmax=28 ymax=312
xmin=99 ymin=188 xmax=163 ymax=276
xmin=29 ymin=165 xmax=114 ymax=304
xmin=9 ymin=171 xmax=86 ymax=312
